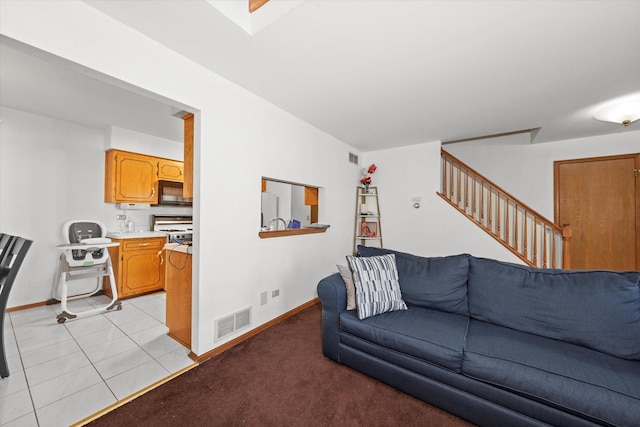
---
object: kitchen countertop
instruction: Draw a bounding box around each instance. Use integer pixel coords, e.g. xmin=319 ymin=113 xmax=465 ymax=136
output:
xmin=106 ymin=231 xmax=167 ymax=239
xmin=164 ymin=243 xmax=193 ymax=254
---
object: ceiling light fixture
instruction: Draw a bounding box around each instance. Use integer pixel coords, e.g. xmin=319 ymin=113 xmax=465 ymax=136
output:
xmin=593 ymin=99 xmax=640 ymax=127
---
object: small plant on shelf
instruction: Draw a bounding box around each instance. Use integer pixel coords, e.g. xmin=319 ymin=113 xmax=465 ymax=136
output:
xmin=360 ymin=163 xmax=377 ymax=193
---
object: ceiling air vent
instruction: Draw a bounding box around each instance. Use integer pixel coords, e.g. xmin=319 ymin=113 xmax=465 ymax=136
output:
xmin=215 ymin=307 xmax=252 ymax=342
xmin=349 ymin=152 xmax=359 ymax=165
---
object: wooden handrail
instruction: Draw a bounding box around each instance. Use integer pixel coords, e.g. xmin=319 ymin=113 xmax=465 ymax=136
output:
xmin=249 ymin=0 xmax=269 ymax=13
xmin=439 ymin=149 xmax=571 ymax=269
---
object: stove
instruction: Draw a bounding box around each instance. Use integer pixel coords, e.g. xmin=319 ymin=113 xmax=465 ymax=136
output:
xmin=151 ymin=215 xmax=193 ymax=244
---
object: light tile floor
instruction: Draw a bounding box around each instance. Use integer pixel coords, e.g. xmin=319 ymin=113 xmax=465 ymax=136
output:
xmin=1 ymin=292 xmax=195 ymax=427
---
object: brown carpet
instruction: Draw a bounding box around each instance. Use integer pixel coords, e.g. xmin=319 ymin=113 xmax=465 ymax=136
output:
xmin=90 ymin=304 xmax=473 ymax=426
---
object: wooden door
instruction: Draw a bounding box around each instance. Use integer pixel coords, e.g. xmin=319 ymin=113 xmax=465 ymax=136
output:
xmin=554 ymin=154 xmax=639 ymax=271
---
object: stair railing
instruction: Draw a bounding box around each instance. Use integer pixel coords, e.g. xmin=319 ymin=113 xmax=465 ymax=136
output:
xmin=439 ymin=149 xmax=571 ymax=269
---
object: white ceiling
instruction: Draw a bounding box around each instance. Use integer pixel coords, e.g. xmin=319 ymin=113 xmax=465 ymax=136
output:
xmin=0 ymin=42 xmax=186 ymax=143
xmin=2 ymin=0 xmax=640 ymax=151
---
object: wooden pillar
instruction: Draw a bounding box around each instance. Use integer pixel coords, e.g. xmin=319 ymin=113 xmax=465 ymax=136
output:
xmin=562 ymin=225 xmax=572 ymax=269
xmin=182 ymin=113 xmax=194 ymax=198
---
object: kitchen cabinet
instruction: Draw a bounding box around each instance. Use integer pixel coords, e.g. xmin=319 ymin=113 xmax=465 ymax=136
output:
xmin=104 ymin=150 xmax=157 ymax=203
xmin=304 ymin=186 xmax=319 ymax=224
xmin=104 ymin=236 xmax=166 ymax=299
xmin=304 ymin=186 xmax=318 ymax=205
xmin=165 ymin=245 xmax=192 ymax=348
xmin=157 ymin=158 xmax=184 ymax=182
xmin=104 ymin=149 xmax=185 ymax=203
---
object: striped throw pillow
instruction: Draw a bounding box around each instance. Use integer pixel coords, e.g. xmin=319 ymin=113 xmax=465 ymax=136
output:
xmin=346 ymin=254 xmax=407 ymax=320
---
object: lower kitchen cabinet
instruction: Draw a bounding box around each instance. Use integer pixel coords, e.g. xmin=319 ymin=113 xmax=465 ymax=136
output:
xmin=104 ymin=236 xmax=166 ymax=299
xmin=165 ymin=247 xmax=192 ymax=348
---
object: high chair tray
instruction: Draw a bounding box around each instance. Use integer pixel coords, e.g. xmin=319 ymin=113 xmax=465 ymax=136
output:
xmin=56 ymin=242 xmax=119 ymax=249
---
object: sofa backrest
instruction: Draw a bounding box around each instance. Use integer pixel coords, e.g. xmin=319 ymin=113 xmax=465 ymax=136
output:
xmin=468 ymin=256 xmax=640 ymax=361
xmin=357 ymin=246 xmax=469 ymax=315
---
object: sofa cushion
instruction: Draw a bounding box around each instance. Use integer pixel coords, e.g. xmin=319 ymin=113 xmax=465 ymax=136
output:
xmin=340 ymin=306 xmax=469 ymax=372
xmin=336 ymin=264 xmax=356 ymax=310
xmin=357 ymin=246 xmax=469 ymax=315
xmin=346 ymin=254 xmax=407 ymax=320
xmin=462 ymin=319 xmax=640 ymax=427
xmin=467 ymin=256 xmax=640 ymax=360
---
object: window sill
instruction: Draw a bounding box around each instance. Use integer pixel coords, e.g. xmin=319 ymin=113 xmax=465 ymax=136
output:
xmin=258 ymin=228 xmax=327 ymax=239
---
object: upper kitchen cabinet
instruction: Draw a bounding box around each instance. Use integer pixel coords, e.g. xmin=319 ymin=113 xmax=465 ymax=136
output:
xmin=157 ymin=158 xmax=184 ymax=182
xmin=105 ymin=149 xmax=157 ymax=203
xmin=105 ymin=149 xmax=186 ymax=203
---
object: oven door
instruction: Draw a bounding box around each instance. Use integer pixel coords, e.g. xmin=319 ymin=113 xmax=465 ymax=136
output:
xmin=155 ymin=180 xmax=193 ymax=206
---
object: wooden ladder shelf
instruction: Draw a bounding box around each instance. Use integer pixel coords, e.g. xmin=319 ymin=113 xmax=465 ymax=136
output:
xmin=353 ymin=186 xmax=383 ymax=254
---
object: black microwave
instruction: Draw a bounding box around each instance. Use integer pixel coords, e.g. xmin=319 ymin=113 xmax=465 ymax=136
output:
xmin=154 ymin=180 xmax=193 ymax=206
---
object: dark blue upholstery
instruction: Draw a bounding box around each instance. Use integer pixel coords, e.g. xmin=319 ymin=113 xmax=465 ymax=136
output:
xmin=317 ymin=273 xmax=346 ymax=362
xmin=357 ymin=246 xmax=470 ymax=315
xmin=468 ymin=256 xmax=640 ymax=360
xmin=318 ymin=251 xmax=640 ymax=427
xmin=463 ymin=319 xmax=640 ymax=427
xmin=340 ymin=306 xmax=468 ymax=372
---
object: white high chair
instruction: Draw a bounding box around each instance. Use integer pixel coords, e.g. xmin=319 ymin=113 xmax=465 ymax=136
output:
xmin=51 ymin=220 xmax=122 ymax=323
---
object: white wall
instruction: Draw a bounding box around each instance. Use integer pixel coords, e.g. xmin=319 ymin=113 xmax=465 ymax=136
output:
xmin=106 ymin=126 xmax=183 ymax=160
xmin=444 ymin=130 xmax=640 ymax=219
xmin=290 ymin=185 xmax=310 ymax=226
xmin=362 ymin=142 xmax=523 ymax=263
xmin=362 ymin=131 xmax=639 ymax=264
xmin=0 ymin=0 xmax=360 ymax=356
xmin=6 ymin=0 xmax=631 ymax=358
xmin=0 ymin=106 xmax=192 ymax=306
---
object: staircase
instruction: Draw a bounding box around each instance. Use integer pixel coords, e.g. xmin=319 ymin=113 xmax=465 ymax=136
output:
xmin=438 ymin=149 xmax=571 ymax=269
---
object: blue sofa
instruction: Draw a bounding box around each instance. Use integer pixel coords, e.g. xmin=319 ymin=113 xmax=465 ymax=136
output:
xmin=317 ymin=246 xmax=640 ymax=427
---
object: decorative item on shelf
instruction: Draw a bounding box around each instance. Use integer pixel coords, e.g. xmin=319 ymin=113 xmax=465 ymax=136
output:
xmin=360 ymin=163 xmax=377 ymax=194
xmin=360 ymin=221 xmax=377 ymax=238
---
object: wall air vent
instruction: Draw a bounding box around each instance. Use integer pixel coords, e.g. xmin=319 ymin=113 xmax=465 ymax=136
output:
xmin=214 ymin=307 xmax=252 ymax=342
xmin=349 ymin=152 xmax=359 ymax=165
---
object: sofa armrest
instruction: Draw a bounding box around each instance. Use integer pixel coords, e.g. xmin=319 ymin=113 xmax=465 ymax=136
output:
xmin=317 ymin=273 xmax=347 ymax=362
